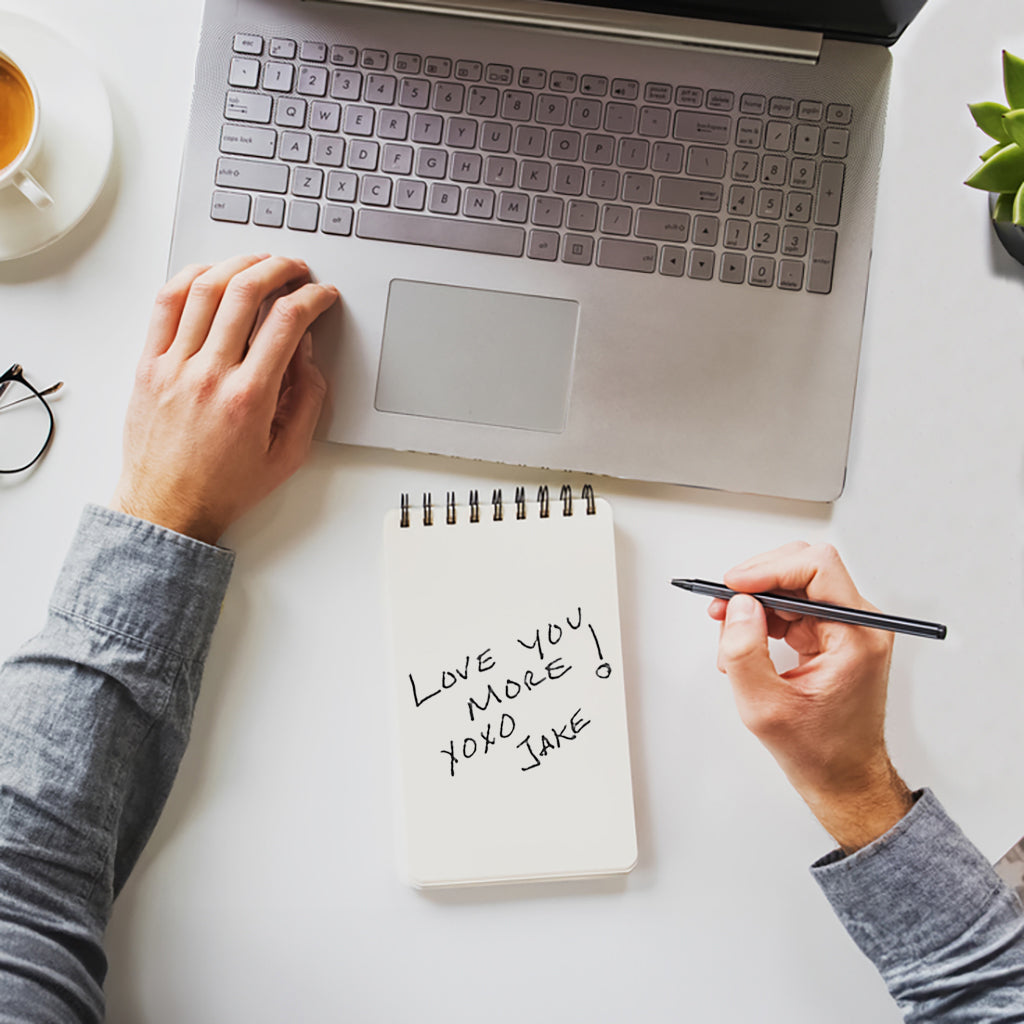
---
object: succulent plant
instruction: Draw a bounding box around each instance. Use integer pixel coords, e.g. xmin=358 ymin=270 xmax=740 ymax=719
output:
xmin=965 ymin=50 xmax=1024 ymax=224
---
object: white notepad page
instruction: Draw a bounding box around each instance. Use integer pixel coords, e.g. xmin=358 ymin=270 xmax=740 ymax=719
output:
xmin=382 ymin=492 xmax=637 ymax=888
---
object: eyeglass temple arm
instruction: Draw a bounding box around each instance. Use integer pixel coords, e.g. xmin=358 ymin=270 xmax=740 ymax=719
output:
xmin=0 ymin=381 xmax=64 ymax=411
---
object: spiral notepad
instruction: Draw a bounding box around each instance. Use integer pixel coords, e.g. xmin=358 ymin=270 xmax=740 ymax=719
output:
xmin=382 ymin=485 xmax=637 ymax=889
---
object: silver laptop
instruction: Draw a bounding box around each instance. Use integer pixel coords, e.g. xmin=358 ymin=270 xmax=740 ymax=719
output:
xmin=170 ymin=0 xmax=926 ymax=501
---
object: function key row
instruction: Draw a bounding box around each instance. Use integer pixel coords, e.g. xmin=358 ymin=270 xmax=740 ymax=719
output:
xmin=232 ymin=34 xmax=852 ymax=122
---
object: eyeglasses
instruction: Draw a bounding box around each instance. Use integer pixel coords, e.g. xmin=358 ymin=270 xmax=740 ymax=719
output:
xmin=0 ymin=364 xmax=64 ymax=474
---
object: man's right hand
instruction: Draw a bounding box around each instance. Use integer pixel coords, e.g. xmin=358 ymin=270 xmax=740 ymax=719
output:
xmin=708 ymin=542 xmax=914 ymax=853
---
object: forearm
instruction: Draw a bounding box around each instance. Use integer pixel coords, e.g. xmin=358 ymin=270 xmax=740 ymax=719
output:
xmin=0 ymin=505 xmax=233 ymax=1022
xmin=813 ymin=789 xmax=1024 ymax=1022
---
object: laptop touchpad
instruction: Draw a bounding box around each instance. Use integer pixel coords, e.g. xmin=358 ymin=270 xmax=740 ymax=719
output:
xmin=375 ymin=279 xmax=579 ymax=432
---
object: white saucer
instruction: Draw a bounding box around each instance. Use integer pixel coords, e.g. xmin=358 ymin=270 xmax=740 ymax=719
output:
xmin=0 ymin=14 xmax=113 ymax=261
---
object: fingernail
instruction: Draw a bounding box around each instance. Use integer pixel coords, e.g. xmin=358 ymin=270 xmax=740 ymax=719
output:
xmin=726 ymin=594 xmax=759 ymax=622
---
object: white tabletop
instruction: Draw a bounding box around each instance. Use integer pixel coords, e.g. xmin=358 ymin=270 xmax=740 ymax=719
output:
xmin=2 ymin=1 xmax=1023 ymax=1020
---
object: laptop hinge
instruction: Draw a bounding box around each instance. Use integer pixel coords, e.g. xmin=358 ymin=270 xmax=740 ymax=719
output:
xmin=311 ymin=0 xmax=824 ymax=62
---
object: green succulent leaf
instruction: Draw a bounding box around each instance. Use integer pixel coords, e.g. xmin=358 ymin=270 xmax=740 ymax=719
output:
xmin=965 ymin=142 xmax=1024 ymax=192
xmin=981 ymin=141 xmax=1008 ymax=160
xmin=1004 ymin=50 xmax=1024 ymax=109
xmin=1004 ymin=109 xmax=1024 ymax=148
xmin=993 ymin=192 xmax=1016 ymax=222
xmin=970 ymin=101 xmax=1011 ymax=141
xmin=1014 ymin=181 xmax=1024 ymax=226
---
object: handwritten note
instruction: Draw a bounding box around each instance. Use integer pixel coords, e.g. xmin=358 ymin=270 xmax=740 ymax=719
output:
xmin=383 ymin=496 xmax=637 ymax=888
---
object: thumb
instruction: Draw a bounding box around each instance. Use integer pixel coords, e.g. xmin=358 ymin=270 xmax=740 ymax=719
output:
xmin=717 ymin=594 xmax=777 ymax=698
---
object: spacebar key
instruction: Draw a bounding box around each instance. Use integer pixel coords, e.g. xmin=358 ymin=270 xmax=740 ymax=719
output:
xmin=356 ymin=210 xmax=525 ymax=256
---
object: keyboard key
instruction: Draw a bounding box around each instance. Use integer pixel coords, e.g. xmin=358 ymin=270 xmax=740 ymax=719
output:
xmin=782 ymin=224 xmax=808 ymax=256
xmin=756 ymin=188 xmax=783 ymax=219
xmin=562 ymin=234 xmax=594 ymax=265
xmin=502 ymin=90 xmax=533 ymax=121
xmin=344 ymin=105 xmax=375 ymax=136
xmin=378 ymin=109 xmax=410 ymax=140
xmin=270 ymin=39 xmax=297 ymax=59
xmin=732 ymin=150 xmax=758 ymax=182
xmin=485 ymin=63 xmax=513 ymax=86
xmin=686 ymin=146 xmax=727 ymax=179
xmin=823 ymin=127 xmax=849 ymax=159
xmin=536 ymin=94 xmax=569 ymax=125
xmin=724 ymin=219 xmax=751 ymax=249
xmin=225 ymin=91 xmax=273 ymax=123
xmin=760 ymin=154 xmax=787 ymax=185
xmin=797 ymin=99 xmax=823 ymax=121
xmin=446 ymin=118 xmax=478 ymax=148
xmin=567 ymin=199 xmax=598 ymax=231
xmin=735 ymin=118 xmax=763 ymax=148
xmin=528 ymin=229 xmax=559 ymax=260
xmin=706 ymin=89 xmax=734 ymax=111
xmin=600 ymin=204 xmax=632 ymax=235
xmin=587 ymin=168 xmax=619 ymax=199
xmin=292 ymin=166 xmax=324 ymax=197
xmin=450 ymin=152 xmax=482 ymax=182
xmin=651 ymin=142 xmax=683 ymax=174
xmin=769 ymin=96 xmax=795 ymax=117
xmin=424 ymin=56 xmax=452 ymax=77
xmin=673 ymin=110 xmax=731 ymax=145
xmin=331 ymin=70 xmax=363 ymax=101
xmin=635 ymin=208 xmax=689 ymax=242
xmin=211 ymin=190 xmax=251 ymax=222
xmin=416 ymin=147 xmax=447 ymax=178
xmin=644 ymin=82 xmax=673 ymax=104
xmin=740 ymin=93 xmax=767 ymax=115
xmin=347 ymin=140 xmax=380 ymax=170
xmin=550 ymin=71 xmax=578 ymax=92
xmin=659 ymin=246 xmax=686 ymax=276
xmin=553 ymin=164 xmax=585 ymax=195
xmin=656 ymin=177 xmax=723 ymax=212
xmin=596 ymin=238 xmax=656 ymax=272
xmin=301 ymin=41 xmax=328 ymax=63
xmin=752 ymin=221 xmax=779 ymax=253
xmin=519 ymin=161 xmax=551 ymax=191
xmin=638 ymin=107 xmax=671 ymax=138
xmin=429 ymin=182 xmax=460 ymax=214
xmin=692 ymin=214 xmax=719 ymax=246
xmin=785 ymin=191 xmax=812 ymax=223
xmin=220 ymin=124 xmax=276 ymax=158
xmin=272 ymin=97 xmax=305 ymax=128
xmin=362 ymin=49 xmax=389 ymax=70
xmin=498 ymin=192 xmax=529 ymax=223
xmin=815 ymin=161 xmax=844 ymax=226
xmin=365 ymin=74 xmax=398 ymax=105
xmin=675 ymin=86 xmax=702 ymax=107
xmin=327 ymin=170 xmax=357 ymax=202
xmin=688 ymin=249 xmax=714 ymax=279
xmin=727 ymin=184 xmax=754 ymax=216
xmin=395 ymin=179 xmax=427 ymax=210
xmin=215 ymin=157 xmax=289 ymax=193
xmin=520 ymin=67 xmax=547 ymax=89
xmin=322 ymin=204 xmax=354 ymax=235
xmin=826 ymin=103 xmax=852 ymax=125
xmin=604 ymin=103 xmax=637 ymax=134
xmin=399 ymin=78 xmax=430 ymax=108
xmin=433 ymin=81 xmax=465 ymax=113
xmin=532 ymin=195 xmax=563 ymax=227
xmin=464 ymin=187 xmax=496 ymax=219
xmin=263 ymin=63 xmax=294 ymax=92
xmin=328 ymin=44 xmax=356 ymax=66
xmin=618 ymin=139 xmax=649 ymax=169
xmin=279 ymin=132 xmax=311 ymax=162
xmin=611 ymin=78 xmax=639 ymax=100
xmin=361 ymin=175 xmax=393 ymax=205
xmin=309 ymin=101 xmax=341 ymax=133
xmin=393 ymin=53 xmax=421 ymax=74
xmin=778 ymin=259 xmax=805 ymax=291
xmin=764 ymin=121 xmax=792 ymax=151
xmin=621 ymin=173 xmax=654 ymax=204
xmin=484 ymin=156 xmax=516 ymax=187
xmin=467 ymin=86 xmax=500 ymax=118
xmin=228 ymin=57 xmax=260 ymax=89
xmin=580 ymin=75 xmax=608 ymax=96
xmin=749 ymin=255 xmax=775 ymax=287
xmin=411 ymin=113 xmax=443 ymax=144
xmin=233 ymin=34 xmax=263 ymax=56
xmin=793 ymin=124 xmax=820 ymax=155
xmin=356 ymin=209 xmax=526 ymax=256
xmin=253 ymin=195 xmax=285 ymax=227
xmin=583 ymin=134 xmax=614 ymax=165
xmin=313 ymin=136 xmax=345 ymax=166
xmin=287 ymin=200 xmax=320 ymax=231
xmin=807 ymin=228 xmax=837 ymax=293
xmin=382 ymin=143 xmax=414 ymax=175
xmin=455 ymin=60 xmax=483 ymax=82
xmin=719 ymin=252 xmax=746 ymax=284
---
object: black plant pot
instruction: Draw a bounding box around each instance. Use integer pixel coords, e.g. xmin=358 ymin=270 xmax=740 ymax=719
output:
xmin=989 ymin=193 xmax=1024 ymax=265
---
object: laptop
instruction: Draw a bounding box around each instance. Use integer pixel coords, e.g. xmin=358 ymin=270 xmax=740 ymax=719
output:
xmin=170 ymin=0 xmax=927 ymax=501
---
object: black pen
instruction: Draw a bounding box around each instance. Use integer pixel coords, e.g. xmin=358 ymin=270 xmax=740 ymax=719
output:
xmin=672 ymin=579 xmax=947 ymax=640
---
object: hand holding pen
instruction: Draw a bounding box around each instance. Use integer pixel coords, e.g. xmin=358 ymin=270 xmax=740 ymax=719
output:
xmin=695 ymin=541 xmax=916 ymax=854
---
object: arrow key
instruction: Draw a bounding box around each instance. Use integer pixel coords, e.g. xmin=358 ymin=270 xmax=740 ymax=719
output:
xmin=659 ymin=245 xmax=686 ymax=276
xmin=688 ymin=248 xmax=715 ymax=280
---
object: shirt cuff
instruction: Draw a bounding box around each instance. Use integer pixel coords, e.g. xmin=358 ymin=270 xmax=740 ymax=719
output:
xmin=49 ymin=505 xmax=236 ymax=667
xmin=811 ymin=788 xmax=1008 ymax=970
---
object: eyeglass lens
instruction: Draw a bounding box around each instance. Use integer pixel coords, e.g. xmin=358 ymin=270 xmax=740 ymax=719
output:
xmin=0 ymin=379 xmax=53 ymax=472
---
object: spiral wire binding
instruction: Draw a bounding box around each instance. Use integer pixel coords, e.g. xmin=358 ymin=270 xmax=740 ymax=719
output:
xmin=399 ymin=484 xmax=598 ymax=527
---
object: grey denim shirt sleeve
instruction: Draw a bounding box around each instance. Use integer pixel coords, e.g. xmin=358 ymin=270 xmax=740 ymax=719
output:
xmin=0 ymin=504 xmax=234 ymax=1024
xmin=812 ymin=788 xmax=1024 ymax=1021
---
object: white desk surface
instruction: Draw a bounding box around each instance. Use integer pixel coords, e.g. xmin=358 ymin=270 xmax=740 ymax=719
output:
xmin=2 ymin=1 xmax=1023 ymax=1020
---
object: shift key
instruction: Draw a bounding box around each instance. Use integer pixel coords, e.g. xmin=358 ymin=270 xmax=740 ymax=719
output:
xmin=216 ymin=157 xmax=289 ymax=193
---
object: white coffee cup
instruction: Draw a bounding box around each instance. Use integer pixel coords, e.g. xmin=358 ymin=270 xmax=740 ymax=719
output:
xmin=0 ymin=49 xmax=54 ymax=209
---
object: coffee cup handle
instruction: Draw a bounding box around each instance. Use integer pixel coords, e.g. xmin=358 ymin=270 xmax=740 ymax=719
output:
xmin=14 ymin=168 xmax=53 ymax=209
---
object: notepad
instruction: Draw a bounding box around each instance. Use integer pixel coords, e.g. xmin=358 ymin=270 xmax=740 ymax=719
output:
xmin=382 ymin=486 xmax=637 ymax=889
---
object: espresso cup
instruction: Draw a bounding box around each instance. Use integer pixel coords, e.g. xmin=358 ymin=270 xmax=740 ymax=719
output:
xmin=0 ymin=49 xmax=53 ymax=209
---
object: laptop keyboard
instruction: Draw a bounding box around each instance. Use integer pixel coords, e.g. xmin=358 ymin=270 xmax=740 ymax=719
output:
xmin=212 ymin=32 xmax=852 ymax=294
